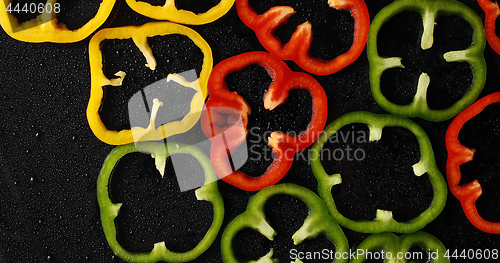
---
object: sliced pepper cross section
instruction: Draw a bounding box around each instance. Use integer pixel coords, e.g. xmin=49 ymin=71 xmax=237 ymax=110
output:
xmin=367 ymin=0 xmax=486 ymax=121
xmin=201 ymin=51 xmax=327 ymax=191
xmin=125 ymin=0 xmax=235 ymax=25
xmin=446 ymin=92 xmax=500 ymax=234
xmin=87 ymin=22 xmax=212 ymax=145
xmin=236 ymin=0 xmax=370 ymax=75
xmin=311 ymin=111 xmax=447 ymax=233
xmin=478 ymin=0 xmax=500 ymax=55
xmin=221 ymin=183 xmax=348 ymax=263
xmin=97 ymin=142 xmax=224 ymax=263
xmin=0 ymin=0 xmax=116 ymax=43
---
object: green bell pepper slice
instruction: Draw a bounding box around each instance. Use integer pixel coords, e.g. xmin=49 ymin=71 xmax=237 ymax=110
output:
xmin=311 ymin=112 xmax=447 ymax=233
xmin=350 ymin=231 xmax=449 ymax=263
xmin=97 ymin=142 xmax=224 ymax=263
xmin=221 ymin=183 xmax=349 ymax=263
xmin=367 ymin=0 xmax=486 ymax=121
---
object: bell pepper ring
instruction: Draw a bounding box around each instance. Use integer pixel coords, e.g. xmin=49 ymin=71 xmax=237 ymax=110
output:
xmin=125 ymin=0 xmax=235 ymax=25
xmin=97 ymin=142 xmax=224 ymax=263
xmin=478 ymin=0 xmax=500 ymax=56
xmin=350 ymin=231 xmax=449 ymax=263
xmin=221 ymin=183 xmax=348 ymax=263
xmin=236 ymin=0 xmax=369 ymax=76
xmin=200 ymin=51 xmax=327 ymax=191
xmin=311 ymin=111 xmax=447 ymax=233
xmin=87 ymin=22 xmax=212 ymax=145
xmin=0 ymin=0 xmax=116 ymax=43
xmin=446 ymin=92 xmax=500 ymax=234
xmin=367 ymin=0 xmax=487 ymax=121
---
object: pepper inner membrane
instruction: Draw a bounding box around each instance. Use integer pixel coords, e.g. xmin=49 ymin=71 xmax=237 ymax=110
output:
xmin=248 ymin=0 xmax=354 ymax=61
xmin=378 ymin=11 xmax=473 ymax=110
xmin=321 ymin=124 xmax=433 ymax=222
xmin=224 ymin=64 xmax=313 ymax=177
xmin=109 ymin=152 xmax=213 ymax=253
xmin=99 ymin=35 xmax=202 ymax=132
xmin=233 ymin=195 xmax=333 ymax=263
xmin=457 ymin=103 xmax=500 ymax=222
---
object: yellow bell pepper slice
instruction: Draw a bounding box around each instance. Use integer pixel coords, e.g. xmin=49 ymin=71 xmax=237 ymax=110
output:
xmin=0 ymin=0 xmax=116 ymax=43
xmin=125 ymin=0 xmax=234 ymax=25
xmin=87 ymin=22 xmax=212 ymax=145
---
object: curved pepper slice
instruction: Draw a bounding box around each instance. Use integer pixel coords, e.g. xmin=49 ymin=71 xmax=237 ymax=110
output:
xmin=97 ymin=142 xmax=224 ymax=263
xmin=200 ymin=51 xmax=327 ymax=191
xmin=0 ymin=0 xmax=115 ymax=43
xmin=446 ymin=92 xmax=500 ymax=234
xmin=221 ymin=183 xmax=348 ymax=263
xmin=87 ymin=22 xmax=212 ymax=145
xmin=236 ymin=0 xmax=369 ymax=76
xmin=478 ymin=0 xmax=500 ymax=56
xmin=367 ymin=0 xmax=486 ymax=121
xmin=350 ymin=232 xmax=449 ymax=263
xmin=125 ymin=0 xmax=235 ymax=25
xmin=311 ymin=111 xmax=447 ymax=233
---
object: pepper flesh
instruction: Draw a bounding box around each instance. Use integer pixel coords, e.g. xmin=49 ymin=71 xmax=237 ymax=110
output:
xmin=125 ymin=0 xmax=235 ymax=25
xmin=350 ymin=231 xmax=449 ymax=263
xmin=367 ymin=0 xmax=486 ymax=121
xmin=87 ymin=22 xmax=212 ymax=145
xmin=478 ymin=0 xmax=500 ymax=55
xmin=221 ymin=183 xmax=348 ymax=263
xmin=446 ymin=92 xmax=500 ymax=234
xmin=236 ymin=0 xmax=370 ymax=75
xmin=311 ymin=111 xmax=447 ymax=233
xmin=97 ymin=142 xmax=224 ymax=263
xmin=201 ymin=51 xmax=327 ymax=191
xmin=0 ymin=0 xmax=116 ymax=43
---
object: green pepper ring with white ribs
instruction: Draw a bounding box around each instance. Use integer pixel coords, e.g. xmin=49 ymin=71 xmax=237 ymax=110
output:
xmin=97 ymin=142 xmax=224 ymax=263
xmin=367 ymin=0 xmax=486 ymax=121
xmin=221 ymin=183 xmax=349 ymax=263
xmin=311 ymin=111 xmax=447 ymax=233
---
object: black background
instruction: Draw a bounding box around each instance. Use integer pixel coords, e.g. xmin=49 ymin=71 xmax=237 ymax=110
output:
xmin=1 ymin=0 xmax=499 ymax=262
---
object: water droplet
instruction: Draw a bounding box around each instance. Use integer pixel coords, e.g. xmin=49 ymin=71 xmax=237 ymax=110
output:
xmin=30 ymin=177 xmax=35 ymax=185
xmin=46 ymin=255 xmax=52 ymax=263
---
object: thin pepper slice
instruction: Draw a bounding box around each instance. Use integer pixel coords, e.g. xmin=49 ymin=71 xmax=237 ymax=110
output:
xmin=236 ymin=0 xmax=369 ymax=76
xmin=97 ymin=142 xmax=224 ymax=263
xmin=201 ymin=51 xmax=327 ymax=191
xmin=367 ymin=0 xmax=486 ymax=121
xmin=311 ymin=111 xmax=447 ymax=233
xmin=221 ymin=183 xmax=348 ymax=263
xmin=350 ymin=232 xmax=449 ymax=263
xmin=446 ymin=92 xmax=500 ymax=234
xmin=125 ymin=0 xmax=235 ymax=25
xmin=0 ymin=0 xmax=115 ymax=43
xmin=87 ymin=22 xmax=212 ymax=145
xmin=478 ymin=0 xmax=500 ymax=55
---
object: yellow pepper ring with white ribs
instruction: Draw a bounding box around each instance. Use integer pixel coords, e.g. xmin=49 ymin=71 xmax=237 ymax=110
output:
xmin=0 ymin=0 xmax=116 ymax=43
xmin=87 ymin=22 xmax=212 ymax=145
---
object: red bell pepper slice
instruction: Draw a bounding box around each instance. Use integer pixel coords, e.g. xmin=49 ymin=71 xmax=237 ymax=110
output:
xmin=235 ymin=0 xmax=370 ymax=76
xmin=201 ymin=51 xmax=327 ymax=191
xmin=446 ymin=92 xmax=500 ymax=234
xmin=478 ymin=0 xmax=500 ymax=55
